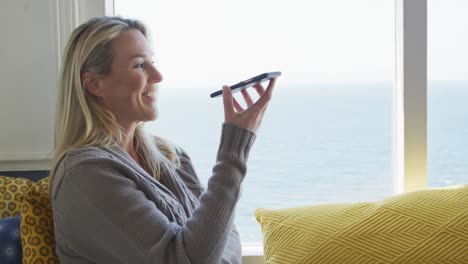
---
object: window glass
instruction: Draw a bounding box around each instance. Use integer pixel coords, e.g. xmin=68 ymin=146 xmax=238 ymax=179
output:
xmin=115 ymin=0 xmax=395 ymax=243
xmin=428 ymin=0 xmax=468 ymax=187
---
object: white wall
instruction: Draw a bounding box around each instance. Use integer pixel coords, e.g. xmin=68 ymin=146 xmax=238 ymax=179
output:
xmin=0 ymin=0 xmax=110 ymax=171
xmin=0 ymin=0 xmax=57 ymax=170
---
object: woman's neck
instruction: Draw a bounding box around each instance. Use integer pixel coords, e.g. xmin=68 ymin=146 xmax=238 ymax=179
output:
xmin=118 ymin=123 xmax=152 ymax=176
xmin=118 ymin=123 xmax=139 ymax=162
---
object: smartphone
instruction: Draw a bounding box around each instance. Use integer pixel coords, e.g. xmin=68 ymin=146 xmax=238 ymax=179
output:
xmin=210 ymin=71 xmax=281 ymax=98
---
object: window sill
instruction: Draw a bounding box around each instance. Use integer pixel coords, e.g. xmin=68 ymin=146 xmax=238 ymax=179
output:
xmin=242 ymin=243 xmax=264 ymax=264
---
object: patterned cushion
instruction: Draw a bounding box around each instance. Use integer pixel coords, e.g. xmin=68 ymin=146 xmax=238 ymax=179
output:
xmin=255 ymin=185 xmax=468 ymax=264
xmin=0 ymin=176 xmax=34 ymax=218
xmin=0 ymin=215 xmax=22 ymax=264
xmin=20 ymin=177 xmax=59 ymax=263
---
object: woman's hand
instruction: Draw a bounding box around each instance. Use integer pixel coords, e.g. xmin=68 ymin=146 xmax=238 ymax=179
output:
xmin=222 ymin=78 xmax=276 ymax=133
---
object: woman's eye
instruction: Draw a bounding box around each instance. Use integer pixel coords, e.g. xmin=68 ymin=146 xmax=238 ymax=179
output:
xmin=135 ymin=63 xmax=145 ymax=69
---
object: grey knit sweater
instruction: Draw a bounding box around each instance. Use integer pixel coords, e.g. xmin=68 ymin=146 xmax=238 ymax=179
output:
xmin=51 ymin=123 xmax=256 ymax=264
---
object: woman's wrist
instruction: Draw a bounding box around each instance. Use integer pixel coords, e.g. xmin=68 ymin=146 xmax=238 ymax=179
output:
xmin=217 ymin=123 xmax=256 ymax=161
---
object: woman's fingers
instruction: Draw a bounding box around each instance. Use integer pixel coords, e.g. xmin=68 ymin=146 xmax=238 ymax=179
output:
xmin=222 ymin=86 xmax=234 ymax=118
xmin=253 ymin=78 xmax=276 ymax=110
xmin=223 ymin=77 xmax=276 ymax=115
xmin=253 ymin=83 xmax=266 ymax=97
xmin=241 ymin=89 xmax=254 ymax=107
xmin=221 ymin=77 xmax=278 ymax=132
xmin=233 ymin=97 xmax=244 ymax=112
xmin=222 ymin=85 xmax=245 ymax=114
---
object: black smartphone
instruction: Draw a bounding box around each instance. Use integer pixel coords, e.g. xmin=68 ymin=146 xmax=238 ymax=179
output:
xmin=210 ymin=71 xmax=281 ymax=98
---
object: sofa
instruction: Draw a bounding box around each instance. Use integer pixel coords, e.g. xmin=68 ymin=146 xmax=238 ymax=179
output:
xmin=2 ymin=170 xmax=468 ymax=264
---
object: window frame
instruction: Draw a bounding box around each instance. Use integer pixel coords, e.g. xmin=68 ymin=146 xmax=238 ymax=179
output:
xmin=394 ymin=0 xmax=427 ymax=194
xmin=69 ymin=0 xmax=428 ymax=262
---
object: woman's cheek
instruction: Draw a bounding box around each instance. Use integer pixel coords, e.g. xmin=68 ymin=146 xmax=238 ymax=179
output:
xmin=131 ymin=73 xmax=146 ymax=91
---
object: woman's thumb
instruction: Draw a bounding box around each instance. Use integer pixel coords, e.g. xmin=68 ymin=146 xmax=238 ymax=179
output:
xmin=222 ymin=86 xmax=234 ymax=116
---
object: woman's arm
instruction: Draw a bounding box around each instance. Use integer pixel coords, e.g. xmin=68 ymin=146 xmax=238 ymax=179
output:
xmin=52 ymin=123 xmax=255 ymax=264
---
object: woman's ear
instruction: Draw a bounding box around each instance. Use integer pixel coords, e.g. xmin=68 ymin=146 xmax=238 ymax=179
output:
xmin=81 ymin=72 xmax=104 ymax=97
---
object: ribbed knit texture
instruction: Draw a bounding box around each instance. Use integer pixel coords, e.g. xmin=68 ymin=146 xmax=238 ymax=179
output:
xmin=255 ymin=185 xmax=468 ymax=264
xmin=51 ymin=123 xmax=256 ymax=264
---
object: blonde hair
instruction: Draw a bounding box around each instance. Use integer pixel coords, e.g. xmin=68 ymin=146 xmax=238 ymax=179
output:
xmin=49 ymin=16 xmax=180 ymax=194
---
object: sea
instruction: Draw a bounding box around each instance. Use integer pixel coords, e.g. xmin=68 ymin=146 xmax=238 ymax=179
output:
xmin=147 ymin=80 xmax=468 ymax=243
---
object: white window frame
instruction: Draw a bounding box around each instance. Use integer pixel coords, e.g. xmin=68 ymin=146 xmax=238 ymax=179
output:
xmin=395 ymin=0 xmax=427 ymax=194
xmin=62 ymin=0 xmax=428 ymax=263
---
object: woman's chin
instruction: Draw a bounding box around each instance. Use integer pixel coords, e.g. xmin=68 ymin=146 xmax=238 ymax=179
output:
xmin=144 ymin=109 xmax=159 ymax=121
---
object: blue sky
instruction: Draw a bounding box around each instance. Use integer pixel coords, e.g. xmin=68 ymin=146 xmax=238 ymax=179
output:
xmin=115 ymin=0 xmax=467 ymax=88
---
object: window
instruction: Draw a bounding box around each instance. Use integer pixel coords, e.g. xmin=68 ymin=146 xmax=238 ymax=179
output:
xmin=428 ymin=0 xmax=468 ymax=187
xmin=114 ymin=0 xmax=395 ymax=244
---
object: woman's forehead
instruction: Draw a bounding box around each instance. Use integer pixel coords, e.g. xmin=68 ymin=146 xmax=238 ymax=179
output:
xmin=112 ymin=29 xmax=152 ymax=61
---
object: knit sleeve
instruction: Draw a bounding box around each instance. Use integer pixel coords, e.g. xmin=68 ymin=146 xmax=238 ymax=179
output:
xmin=52 ymin=123 xmax=256 ymax=264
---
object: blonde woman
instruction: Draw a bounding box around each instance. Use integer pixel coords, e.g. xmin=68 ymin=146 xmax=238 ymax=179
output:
xmin=49 ymin=16 xmax=276 ymax=264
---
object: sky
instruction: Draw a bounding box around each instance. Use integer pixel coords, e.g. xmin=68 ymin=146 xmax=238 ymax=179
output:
xmin=114 ymin=0 xmax=467 ymax=88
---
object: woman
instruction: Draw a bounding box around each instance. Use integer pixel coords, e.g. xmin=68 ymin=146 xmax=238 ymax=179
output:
xmin=49 ymin=16 xmax=276 ymax=264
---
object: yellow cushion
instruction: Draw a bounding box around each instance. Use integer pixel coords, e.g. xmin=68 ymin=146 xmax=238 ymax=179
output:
xmin=255 ymin=186 xmax=468 ymax=264
xmin=20 ymin=177 xmax=59 ymax=263
xmin=0 ymin=176 xmax=34 ymax=218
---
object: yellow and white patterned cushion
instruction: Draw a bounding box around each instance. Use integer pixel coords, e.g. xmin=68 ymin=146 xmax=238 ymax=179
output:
xmin=0 ymin=176 xmax=34 ymax=218
xmin=255 ymin=185 xmax=468 ymax=264
xmin=20 ymin=177 xmax=59 ymax=263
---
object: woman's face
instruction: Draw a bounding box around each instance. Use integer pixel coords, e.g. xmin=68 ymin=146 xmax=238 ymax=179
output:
xmin=97 ymin=29 xmax=163 ymax=128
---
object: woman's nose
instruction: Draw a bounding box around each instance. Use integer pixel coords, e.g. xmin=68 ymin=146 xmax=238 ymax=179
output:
xmin=148 ymin=65 xmax=163 ymax=84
